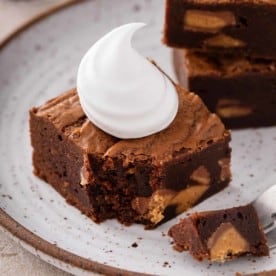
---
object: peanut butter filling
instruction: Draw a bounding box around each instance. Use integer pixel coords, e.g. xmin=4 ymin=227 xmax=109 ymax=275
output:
xmin=79 ymin=154 xmax=93 ymax=186
xmin=204 ymin=34 xmax=245 ymax=48
xmin=172 ymin=185 xmax=209 ymax=214
xmin=132 ymin=184 xmax=208 ymax=224
xmin=190 ymin=166 xmax=210 ymax=185
xmin=207 ymin=222 xmax=250 ymax=261
xmin=218 ymin=158 xmax=231 ymax=181
xmin=184 ymin=10 xmax=236 ymax=33
xmin=216 ymin=99 xmax=253 ymax=118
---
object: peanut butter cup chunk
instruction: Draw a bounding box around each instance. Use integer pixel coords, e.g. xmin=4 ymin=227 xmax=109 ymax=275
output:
xmin=30 ymin=82 xmax=231 ymax=228
xmin=169 ymin=204 xmax=269 ymax=261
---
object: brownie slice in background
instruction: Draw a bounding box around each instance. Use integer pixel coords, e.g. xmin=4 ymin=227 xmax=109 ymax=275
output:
xmin=164 ymin=0 xmax=276 ymax=59
xmin=173 ymin=49 xmax=276 ymax=129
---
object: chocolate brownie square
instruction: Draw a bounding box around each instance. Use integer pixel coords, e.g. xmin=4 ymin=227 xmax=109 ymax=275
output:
xmin=29 ymin=84 xmax=231 ymax=229
xmin=173 ymin=49 xmax=276 ymax=129
xmin=169 ymin=204 xmax=269 ymax=261
xmin=164 ymin=0 xmax=276 ymax=58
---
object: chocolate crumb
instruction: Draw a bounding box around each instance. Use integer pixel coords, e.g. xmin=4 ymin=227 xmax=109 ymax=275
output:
xmin=163 ymin=261 xmax=169 ymax=267
xmin=34 ymin=44 xmax=42 ymax=51
xmin=131 ymin=242 xmax=138 ymax=248
xmin=133 ymin=4 xmax=141 ymax=12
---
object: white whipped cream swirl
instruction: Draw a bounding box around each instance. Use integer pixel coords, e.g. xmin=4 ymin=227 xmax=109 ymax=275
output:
xmin=77 ymin=23 xmax=178 ymax=139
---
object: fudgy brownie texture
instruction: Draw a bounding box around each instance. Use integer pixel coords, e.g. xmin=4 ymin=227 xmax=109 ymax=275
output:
xmin=29 ymin=85 xmax=231 ymax=229
xmin=169 ymin=204 xmax=269 ymax=262
xmin=173 ymin=49 xmax=276 ymax=129
xmin=164 ymin=0 xmax=276 ymax=58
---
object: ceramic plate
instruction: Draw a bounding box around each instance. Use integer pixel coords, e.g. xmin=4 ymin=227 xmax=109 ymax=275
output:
xmin=0 ymin=0 xmax=276 ymax=275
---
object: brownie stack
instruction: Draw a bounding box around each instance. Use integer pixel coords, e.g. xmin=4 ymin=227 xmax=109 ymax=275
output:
xmin=164 ymin=0 xmax=276 ymax=129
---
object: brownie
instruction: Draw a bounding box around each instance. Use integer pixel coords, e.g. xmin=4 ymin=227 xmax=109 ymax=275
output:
xmin=236 ymin=270 xmax=276 ymax=276
xmin=29 ymin=84 xmax=231 ymax=229
xmin=164 ymin=0 xmax=276 ymax=58
xmin=173 ymin=49 xmax=276 ymax=129
xmin=169 ymin=204 xmax=269 ymax=262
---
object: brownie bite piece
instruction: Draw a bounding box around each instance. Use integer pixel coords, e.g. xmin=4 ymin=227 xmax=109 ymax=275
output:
xmin=164 ymin=0 xmax=276 ymax=59
xmin=169 ymin=204 xmax=269 ymax=261
xmin=173 ymin=49 xmax=276 ymax=129
xmin=30 ymin=84 xmax=231 ymax=229
xmin=237 ymin=270 xmax=276 ymax=276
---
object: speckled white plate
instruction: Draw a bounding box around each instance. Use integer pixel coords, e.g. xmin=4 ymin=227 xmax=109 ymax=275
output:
xmin=0 ymin=0 xmax=276 ymax=275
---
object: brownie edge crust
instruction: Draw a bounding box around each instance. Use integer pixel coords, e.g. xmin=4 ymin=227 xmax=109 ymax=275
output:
xmin=29 ymin=86 xmax=231 ymax=228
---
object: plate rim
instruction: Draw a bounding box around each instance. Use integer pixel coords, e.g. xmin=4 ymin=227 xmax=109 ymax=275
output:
xmin=0 ymin=0 xmax=81 ymax=48
xmin=0 ymin=2 xmax=147 ymax=275
xmin=0 ymin=209 xmax=145 ymax=275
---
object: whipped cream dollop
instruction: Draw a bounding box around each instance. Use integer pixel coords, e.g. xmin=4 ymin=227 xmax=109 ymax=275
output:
xmin=77 ymin=23 xmax=178 ymax=139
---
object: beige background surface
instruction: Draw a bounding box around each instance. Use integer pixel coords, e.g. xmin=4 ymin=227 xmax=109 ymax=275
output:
xmin=0 ymin=230 xmax=70 ymax=275
xmin=0 ymin=0 xmax=76 ymax=275
xmin=0 ymin=0 xmax=78 ymax=46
